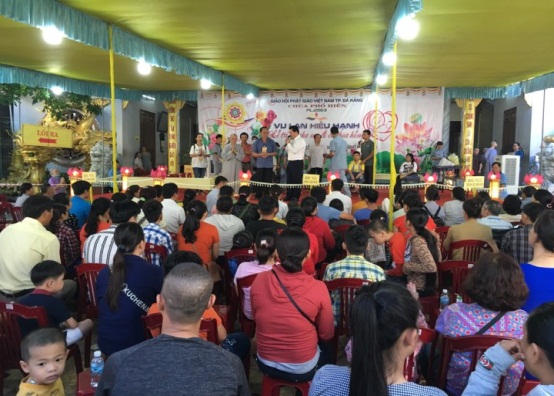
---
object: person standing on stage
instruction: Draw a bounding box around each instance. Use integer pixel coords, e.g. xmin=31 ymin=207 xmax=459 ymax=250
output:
xmin=324 ymin=126 xmax=351 ymax=197
xmin=307 ymin=134 xmax=327 ymax=182
xmin=284 ymin=125 xmax=306 ymax=201
xmin=360 ymin=129 xmax=375 ymax=185
xmin=252 ymin=127 xmax=277 ymax=199
xmin=483 ymin=140 xmax=498 ymax=187
xmin=240 ymin=133 xmax=252 ymax=172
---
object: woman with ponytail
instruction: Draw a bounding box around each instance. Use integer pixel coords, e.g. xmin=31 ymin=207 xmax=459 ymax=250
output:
xmin=310 ymin=282 xmax=446 ymax=396
xmin=234 ymin=228 xmax=278 ymax=319
xmin=79 ymin=197 xmax=111 ymax=245
xmin=521 ymin=210 xmax=554 ymax=312
xmin=96 ymin=222 xmax=163 ymax=356
xmin=402 ymin=208 xmax=441 ymax=296
xmin=177 ymin=200 xmax=220 ymax=280
xmin=251 ymin=227 xmax=334 ymax=382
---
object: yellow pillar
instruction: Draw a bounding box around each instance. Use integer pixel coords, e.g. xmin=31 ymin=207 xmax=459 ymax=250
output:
xmin=455 ymin=99 xmax=482 ymax=176
xmin=162 ymin=100 xmax=186 ymax=174
xmin=108 ymin=24 xmax=119 ymax=193
xmin=388 ymin=41 xmax=398 ymax=229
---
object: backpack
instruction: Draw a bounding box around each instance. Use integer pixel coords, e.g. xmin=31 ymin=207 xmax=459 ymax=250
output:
xmin=424 ymin=205 xmax=445 ymax=227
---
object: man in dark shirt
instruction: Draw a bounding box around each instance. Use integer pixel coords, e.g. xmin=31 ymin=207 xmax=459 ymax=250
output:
xmin=245 ymin=196 xmax=285 ymax=238
xmin=96 ymin=263 xmax=250 ymax=396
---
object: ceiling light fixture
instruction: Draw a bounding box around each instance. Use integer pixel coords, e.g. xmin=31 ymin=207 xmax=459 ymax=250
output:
xmin=396 ymin=14 xmax=420 ymax=41
xmin=246 ymin=93 xmax=254 ymax=100
xmin=142 ymin=94 xmax=155 ymax=101
xmin=50 ymin=86 xmax=64 ymax=96
xmin=382 ymin=51 xmax=397 ymax=66
xmin=200 ymin=79 xmax=212 ymax=90
xmin=41 ymin=26 xmax=64 ymax=45
xmin=376 ymin=74 xmax=388 ymax=86
xmin=137 ymin=60 xmax=152 ymax=75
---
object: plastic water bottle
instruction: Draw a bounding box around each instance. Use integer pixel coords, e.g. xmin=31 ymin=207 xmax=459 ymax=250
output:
xmin=90 ymin=350 xmax=104 ymax=388
xmin=439 ymin=289 xmax=450 ymax=310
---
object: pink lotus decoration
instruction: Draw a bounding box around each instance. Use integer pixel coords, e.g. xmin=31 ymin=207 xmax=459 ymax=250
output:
xmin=121 ymin=167 xmax=133 ymax=176
xmin=424 ymin=172 xmax=438 ymax=183
xmin=327 ymin=171 xmax=340 ymax=182
xmin=67 ymin=167 xmax=82 ymax=179
xmin=524 ymin=173 xmax=544 ymax=186
xmin=488 ymin=171 xmax=499 ymax=181
xmin=462 ymin=169 xmax=474 ymax=178
xmin=151 ymin=167 xmax=167 ymax=179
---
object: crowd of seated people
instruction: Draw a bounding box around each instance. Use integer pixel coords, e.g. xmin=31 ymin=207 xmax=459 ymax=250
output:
xmin=5 ymin=178 xmax=554 ymax=396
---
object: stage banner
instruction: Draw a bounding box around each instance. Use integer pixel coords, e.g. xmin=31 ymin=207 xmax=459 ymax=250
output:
xmin=198 ymin=88 xmax=443 ymax=173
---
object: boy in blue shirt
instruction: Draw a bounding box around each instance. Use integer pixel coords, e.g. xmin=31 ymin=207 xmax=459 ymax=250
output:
xmin=70 ymin=180 xmax=92 ymax=228
xmin=19 ymin=260 xmax=93 ymax=345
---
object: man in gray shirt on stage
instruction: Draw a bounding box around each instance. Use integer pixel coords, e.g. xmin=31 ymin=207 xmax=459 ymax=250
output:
xmin=325 ymin=126 xmax=351 ymax=197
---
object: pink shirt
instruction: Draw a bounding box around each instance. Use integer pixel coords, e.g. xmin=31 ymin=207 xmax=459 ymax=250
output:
xmin=234 ymin=260 xmax=273 ymax=319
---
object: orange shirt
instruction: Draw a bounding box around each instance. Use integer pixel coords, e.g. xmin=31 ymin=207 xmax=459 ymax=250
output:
xmin=352 ymin=201 xmax=366 ymax=214
xmin=147 ymin=303 xmax=222 ymax=337
xmin=177 ymin=221 xmax=220 ymax=264
xmin=393 ymin=215 xmax=436 ymax=237
xmin=385 ymin=232 xmax=408 ymax=277
xmin=79 ymin=221 xmax=110 ymax=246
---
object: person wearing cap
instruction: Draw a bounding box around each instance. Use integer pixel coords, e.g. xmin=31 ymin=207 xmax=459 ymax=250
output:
xmin=431 ymin=141 xmax=447 ymax=171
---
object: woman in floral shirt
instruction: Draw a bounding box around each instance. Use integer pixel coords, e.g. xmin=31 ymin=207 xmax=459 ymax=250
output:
xmin=436 ymin=252 xmax=529 ymax=396
xmin=402 ymin=208 xmax=441 ymax=296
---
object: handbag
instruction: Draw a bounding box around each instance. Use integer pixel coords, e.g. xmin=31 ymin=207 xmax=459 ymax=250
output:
xmin=271 ymin=269 xmax=316 ymax=328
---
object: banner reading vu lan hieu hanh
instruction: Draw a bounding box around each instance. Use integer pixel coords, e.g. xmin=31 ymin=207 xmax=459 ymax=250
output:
xmin=197 ymin=88 xmax=444 ymax=173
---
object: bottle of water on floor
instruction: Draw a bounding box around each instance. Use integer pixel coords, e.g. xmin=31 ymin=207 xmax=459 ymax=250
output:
xmin=439 ymin=289 xmax=449 ymax=310
xmin=90 ymin=350 xmax=104 ymax=388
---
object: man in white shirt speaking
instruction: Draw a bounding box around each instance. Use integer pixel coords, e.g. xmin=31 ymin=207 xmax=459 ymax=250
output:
xmin=284 ymin=125 xmax=307 ymax=201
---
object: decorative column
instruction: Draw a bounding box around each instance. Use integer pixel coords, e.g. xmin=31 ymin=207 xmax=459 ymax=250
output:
xmin=455 ymin=99 xmax=482 ymax=175
xmin=163 ymin=100 xmax=186 ymax=175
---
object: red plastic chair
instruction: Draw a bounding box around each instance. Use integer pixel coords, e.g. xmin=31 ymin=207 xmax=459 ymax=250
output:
xmin=404 ymin=328 xmax=438 ymax=382
xmin=142 ymin=312 xmax=163 ymax=339
xmin=516 ymin=374 xmax=540 ymax=396
xmin=10 ymin=206 xmax=23 ymax=222
xmin=435 ymin=226 xmax=450 ymax=256
xmin=76 ymin=370 xmax=95 ymax=396
xmin=419 ymin=296 xmax=440 ymax=329
xmin=0 ymin=302 xmax=84 ymax=390
xmin=0 ymin=202 xmax=15 ymax=226
xmin=144 ymin=243 xmax=168 ymax=264
xmin=357 ymin=219 xmax=370 ymax=227
xmin=324 ymin=278 xmax=371 ymax=334
xmin=447 ymin=239 xmax=492 ymax=262
xmin=236 ymin=273 xmax=259 ymax=338
xmin=438 ymin=260 xmax=474 ymax=300
xmin=437 ymin=335 xmax=510 ymax=394
xmin=224 ymin=248 xmax=256 ymax=305
xmin=76 ymin=263 xmax=106 ymax=320
xmin=142 ymin=312 xmax=219 ymax=345
xmin=261 ymin=375 xmax=310 ymax=396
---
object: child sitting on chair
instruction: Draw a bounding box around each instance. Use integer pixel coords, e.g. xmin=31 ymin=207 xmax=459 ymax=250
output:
xmin=346 ymin=151 xmax=365 ymax=184
xmin=17 ymin=328 xmax=68 ymax=395
xmin=19 ymin=261 xmax=93 ymax=344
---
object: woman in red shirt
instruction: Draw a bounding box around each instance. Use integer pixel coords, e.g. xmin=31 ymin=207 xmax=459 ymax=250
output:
xmin=177 ymin=200 xmax=220 ymax=281
xmin=300 ymin=197 xmax=335 ymax=264
xmin=368 ymin=219 xmax=407 ymax=278
xmin=285 ymin=208 xmax=319 ymax=275
xmin=250 ymin=227 xmax=334 ymax=382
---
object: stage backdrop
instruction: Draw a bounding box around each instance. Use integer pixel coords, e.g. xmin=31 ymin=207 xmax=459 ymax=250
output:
xmin=198 ymin=88 xmax=444 ymax=173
